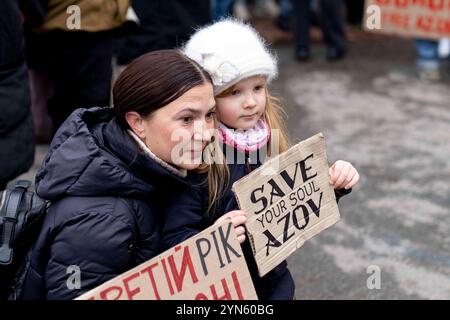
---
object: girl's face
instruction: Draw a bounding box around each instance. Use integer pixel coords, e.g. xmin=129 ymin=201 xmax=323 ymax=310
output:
xmin=216 ymin=76 xmax=267 ymax=130
xmin=127 ymin=83 xmax=216 ymax=170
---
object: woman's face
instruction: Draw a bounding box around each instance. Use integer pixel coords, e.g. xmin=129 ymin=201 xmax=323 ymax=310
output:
xmin=128 ymin=83 xmax=216 ymax=170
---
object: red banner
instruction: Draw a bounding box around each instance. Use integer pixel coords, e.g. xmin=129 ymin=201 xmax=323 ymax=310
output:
xmin=364 ymin=0 xmax=450 ymax=39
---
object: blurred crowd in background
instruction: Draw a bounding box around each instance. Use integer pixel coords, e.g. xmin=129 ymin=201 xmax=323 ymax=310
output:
xmin=1 ymin=0 xmax=448 ymax=189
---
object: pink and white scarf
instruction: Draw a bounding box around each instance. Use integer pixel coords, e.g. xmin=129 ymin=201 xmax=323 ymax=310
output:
xmin=218 ymin=119 xmax=270 ymax=153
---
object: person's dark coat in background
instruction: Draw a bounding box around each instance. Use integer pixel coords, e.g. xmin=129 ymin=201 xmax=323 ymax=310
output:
xmin=116 ymin=0 xmax=212 ymax=65
xmin=292 ymin=0 xmax=347 ymax=60
xmin=0 ymin=0 xmax=34 ymax=189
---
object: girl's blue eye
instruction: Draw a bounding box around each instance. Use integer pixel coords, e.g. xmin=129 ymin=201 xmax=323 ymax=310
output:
xmin=231 ymin=90 xmax=240 ymax=96
xmin=254 ymin=85 xmax=264 ymax=91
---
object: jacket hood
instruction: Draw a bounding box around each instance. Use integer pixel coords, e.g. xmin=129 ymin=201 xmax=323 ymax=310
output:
xmin=36 ymin=107 xmax=184 ymax=200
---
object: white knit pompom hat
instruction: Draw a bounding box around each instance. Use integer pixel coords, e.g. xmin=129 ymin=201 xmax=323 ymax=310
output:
xmin=183 ymin=19 xmax=278 ymax=95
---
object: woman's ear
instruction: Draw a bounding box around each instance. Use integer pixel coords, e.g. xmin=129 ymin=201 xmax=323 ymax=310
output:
xmin=125 ymin=111 xmax=146 ymax=139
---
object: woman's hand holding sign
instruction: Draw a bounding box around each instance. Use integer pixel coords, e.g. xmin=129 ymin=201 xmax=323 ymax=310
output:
xmin=216 ymin=210 xmax=248 ymax=244
xmin=329 ymin=160 xmax=360 ymax=190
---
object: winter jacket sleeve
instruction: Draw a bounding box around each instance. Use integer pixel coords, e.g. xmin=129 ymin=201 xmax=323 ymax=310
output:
xmin=161 ymin=183 xmax=210 ymax=251
xmin=22 ymin=199 xmax=137 ymax=300
xmin=335 ymin=188 xmax=351 ymax=202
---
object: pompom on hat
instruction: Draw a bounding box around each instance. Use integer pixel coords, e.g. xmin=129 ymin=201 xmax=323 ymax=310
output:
xmin=183 ymin=19 xmax=278 ymax=95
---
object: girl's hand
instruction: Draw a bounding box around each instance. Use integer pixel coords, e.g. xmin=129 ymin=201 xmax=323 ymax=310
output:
xmin=329 ymin=160 xmax=360 ymax=190
xmin=216 ymin=210 xmax=248 ymax=244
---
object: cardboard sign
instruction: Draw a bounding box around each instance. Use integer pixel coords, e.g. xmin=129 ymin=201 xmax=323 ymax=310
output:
xmin=76 ymin=220 xmax=258 ymax=300
xmin=232 ymin=133 xmax=340 ymax=277
xmin=364 ymin=0 xmax=450 ymax=40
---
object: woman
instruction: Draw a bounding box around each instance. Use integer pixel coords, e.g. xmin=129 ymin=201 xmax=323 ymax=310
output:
xmin=21 ymin=49 xmax=218 ymax=299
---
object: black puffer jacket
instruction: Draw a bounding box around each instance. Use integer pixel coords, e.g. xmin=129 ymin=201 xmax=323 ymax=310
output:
xmin=22 ymin=107 xmax=184 ymax=299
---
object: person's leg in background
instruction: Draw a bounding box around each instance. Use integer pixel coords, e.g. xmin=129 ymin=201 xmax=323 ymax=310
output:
xmin=415 ymin=39 xmax=440 ymax=81
xmin=28 ymin=69 xmax=53 ymax=144
xmin=212 ymin=0 xmax=235 ymax=20
xmin=25 ymin=30 xmax=54 ymax=144
xmin=253 ymin=0 xmax=279 ymax=18
xmin=47 ymin=31 xmax=114 ymax=132
xmin=233 ymin=0 xmax=250 ymax=21
xmin=319 ymin=0 xmax=347 ymax=61
xmin=276 ymin=0 xmax=293 ymax=32
xmin=292 ymin=0 xmax=311 ymax=61
xmin=438 ymin=38 xmax=450 ymax=79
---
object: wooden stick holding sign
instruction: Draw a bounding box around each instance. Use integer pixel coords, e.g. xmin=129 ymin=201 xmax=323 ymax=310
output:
xmin=76 ymin=220 xmax=257 ymax=300
xmin=232 ymin=133 xmax=340 ymax=277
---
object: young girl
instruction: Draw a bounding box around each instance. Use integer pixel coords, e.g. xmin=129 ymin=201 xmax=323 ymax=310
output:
xmin=162 ymin=19 xmax=359 ymax=300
